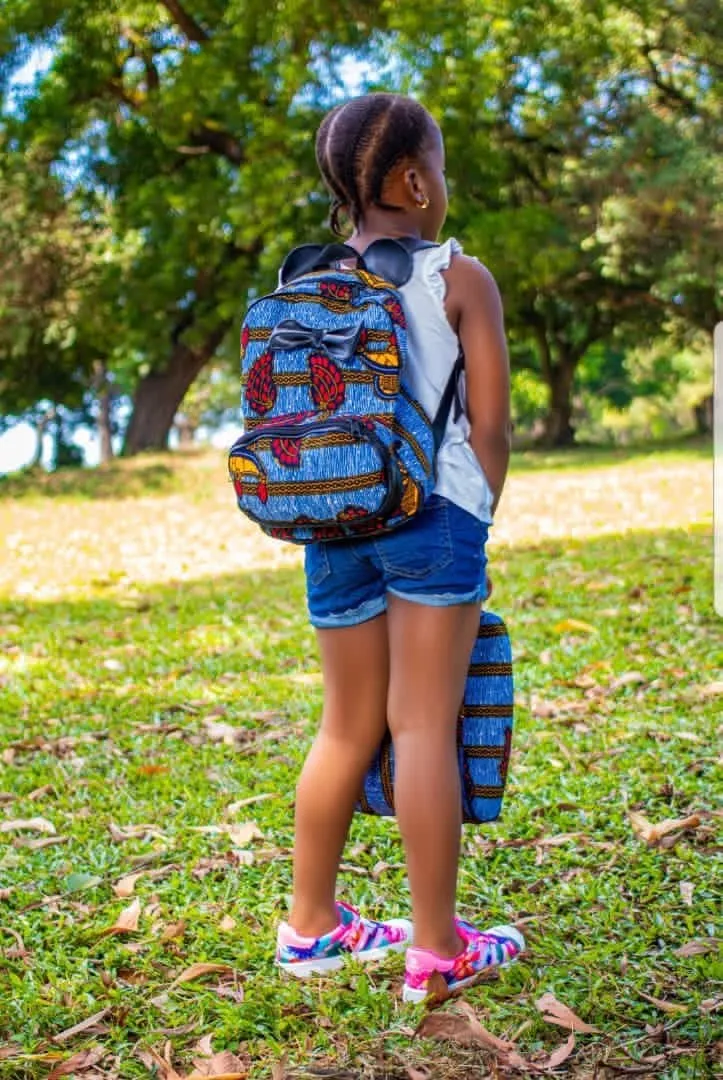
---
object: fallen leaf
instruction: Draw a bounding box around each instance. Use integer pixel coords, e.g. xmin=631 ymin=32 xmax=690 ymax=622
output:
xmin=225 ymin=794 xmax=276 ymax=813
xmin=64 ymin=872 xmax=102 ymax=894
xmin=219 ymin=915 xmax=236 ymax=932
xmin=17 ymin=835 xmax=68 ymax=851
xmin=161 ymin=920 xmax=187 ymax=942
xmin=0 ymin=927 xmax=30 ymax=959
xmin=0 ymin=1045 xmax=22 ymax=1060
xmin=210 ymin=984 xmax=245 ymax=1004
xmin=202 ymin=721 xmax=248 ymax=745
xmin=416 ymin=1002 xmax=514 ymax=1051
xmin=535 ymin=992 xmax=598 ymax=1033
xmin=674 ymin=938 xmax=719 ymax=958
xmin=553 ymin=618 xmax=597 ymax=635
xmin=699 ymin=681 xmax=723 ymax=698
xmin=28 ymin=784 xmax=55 ymax=800
xmin=190 ymin=822 xmax=262 ymax=847
xmin=47 ymin=1047 xmax=106 ymax=1080
xmin=271 ymin=1058 xmax=288 ymax=1080
xmin=108 ymin=822 xmax=166 ymax=842
xmin=171 ymin=962 xmax=236 ymax=987
xmin=638 ymin=991 xmax=688 ymax=1014
xmin=545 ymin=1033 xmax=576 ymax=1070
xmin=680 ymin=881 xmax=694 ymax=906
xmin=137 ymin=765 xmax=170 ymax=776
xmin=0 ymin=816 xmax=56 ymax=834
xmin=113 ymin=872 xmax=146 ymax=898
xmin=52 ymin=1008 xmax=111 ymax=1044
xmin=101 ymin=898 xmax=142 ymax=936
xmin=629 ymin=811 xmax=701 ymax=846
xmin=137 ymin=1043 xmax=184 ymax=1080
xmin=406 ymin=1070 xmax=429 ymax=1080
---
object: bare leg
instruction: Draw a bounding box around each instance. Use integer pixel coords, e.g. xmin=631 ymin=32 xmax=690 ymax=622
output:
xmin=289 ymin=614 xmax=389 ymax=937
xmin=387 ymin=595 xmax=480 ymax=957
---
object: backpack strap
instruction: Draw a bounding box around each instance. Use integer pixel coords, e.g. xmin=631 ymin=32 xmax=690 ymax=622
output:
xmin=431 ymin=349 xmax=465 ymax=453
xmin=279 ymin=242 xmax=366 ymax=285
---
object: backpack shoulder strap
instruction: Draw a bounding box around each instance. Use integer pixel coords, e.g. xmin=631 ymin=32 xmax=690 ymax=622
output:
xmin=279 ymin=242 xmax=365 ymax=285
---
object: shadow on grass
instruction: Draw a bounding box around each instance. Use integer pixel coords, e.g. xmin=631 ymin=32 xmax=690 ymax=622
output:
xmin=0 ymin=456 xmax=183 ymax=501
xmin=511 ymin=433 xmax=712 ymax=472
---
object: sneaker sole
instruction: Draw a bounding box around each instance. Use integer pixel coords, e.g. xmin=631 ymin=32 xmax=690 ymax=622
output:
xmin=278 ymin=918 xmax=413 ymax=979
xmin=402 ymin=924 xmax=525 ymax=1004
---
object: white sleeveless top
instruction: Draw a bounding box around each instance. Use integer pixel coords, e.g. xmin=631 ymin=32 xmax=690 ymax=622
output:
xmin=399 ymin=238 xmax=494 ymax=524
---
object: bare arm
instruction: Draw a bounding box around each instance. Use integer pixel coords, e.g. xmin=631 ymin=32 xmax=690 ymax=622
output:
xmin=445 ymin=255 xmax=511 ymax=514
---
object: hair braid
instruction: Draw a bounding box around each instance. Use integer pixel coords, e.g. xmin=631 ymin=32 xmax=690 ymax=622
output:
xmin=315 ymin=93 xmax=434 ymax=236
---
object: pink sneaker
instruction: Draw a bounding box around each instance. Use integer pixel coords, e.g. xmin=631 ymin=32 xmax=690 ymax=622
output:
xmin=403 ymin=918 xmax=524 ymax=1003
xmin=277 ymin=901 xmax=413 ymax=978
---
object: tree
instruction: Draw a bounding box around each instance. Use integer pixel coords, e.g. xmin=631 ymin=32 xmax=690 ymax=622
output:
xmin=1 ymin=0 xmax=389 ymax=453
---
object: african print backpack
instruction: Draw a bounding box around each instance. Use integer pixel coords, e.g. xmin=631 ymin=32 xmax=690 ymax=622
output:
xmin=228 ymin=238 xmax=462 ymax=543
xmin=359 ymin=610 xmax=514 ymax=825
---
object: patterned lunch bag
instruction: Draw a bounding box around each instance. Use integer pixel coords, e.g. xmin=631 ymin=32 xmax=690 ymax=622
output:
xmin=359 ymin=611 xmax=514 ymax=825
xmin=229 ymin=239 xmax=462 ymax=544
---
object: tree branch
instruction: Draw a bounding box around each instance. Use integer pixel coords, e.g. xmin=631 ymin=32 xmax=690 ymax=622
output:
xmin=188 ymin=123 xmax=244 ymax=164
xmin=158 ymin=0 xmax=210 ymax=44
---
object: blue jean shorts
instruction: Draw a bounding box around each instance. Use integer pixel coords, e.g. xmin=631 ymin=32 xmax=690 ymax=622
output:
xmin=304 ymin=495 xmax=489 ymax=628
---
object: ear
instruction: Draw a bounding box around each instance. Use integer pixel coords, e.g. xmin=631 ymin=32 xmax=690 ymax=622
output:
xmin=403 ymin=166 xmax=427 ymax=208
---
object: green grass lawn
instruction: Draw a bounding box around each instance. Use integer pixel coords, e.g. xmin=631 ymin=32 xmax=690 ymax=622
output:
xmin=0 ymin=450 xmax=720 ymax=1079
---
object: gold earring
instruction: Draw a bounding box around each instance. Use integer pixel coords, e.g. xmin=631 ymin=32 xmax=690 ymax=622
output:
xmin=418 ymin=194 xmax=430 ymax=209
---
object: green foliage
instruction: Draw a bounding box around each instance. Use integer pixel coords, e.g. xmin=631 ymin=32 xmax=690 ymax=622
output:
xmin=0 ymin=0 xmax=720 ymax=448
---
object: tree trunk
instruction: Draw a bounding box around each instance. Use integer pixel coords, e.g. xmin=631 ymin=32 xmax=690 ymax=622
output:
xmin=94 ymin=362 xmax=114 ymax=464
xmin=122 ymin=323 xmax=230 ymax=455
xmin=541 ymin=356 xmax=578 ymax=447
xmin=693 ymin=394 xmax=713 ymax=435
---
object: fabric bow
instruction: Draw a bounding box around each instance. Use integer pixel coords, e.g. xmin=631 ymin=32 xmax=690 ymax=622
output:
xmin=268 ymin=319 xmax=361 ymax=361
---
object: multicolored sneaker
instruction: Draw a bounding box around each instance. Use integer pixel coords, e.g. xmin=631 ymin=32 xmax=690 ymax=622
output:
xmin=403 ymin=919 xmax=524 ymax=1003
xmin=277 ymin=901 xmax=413 ymax=978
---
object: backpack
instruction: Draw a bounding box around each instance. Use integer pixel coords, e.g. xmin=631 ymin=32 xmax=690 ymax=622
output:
xmin=228 ymin=238 xmax=462 ymax=543
xmin=358 ymin=610 xmax=514 ymax=825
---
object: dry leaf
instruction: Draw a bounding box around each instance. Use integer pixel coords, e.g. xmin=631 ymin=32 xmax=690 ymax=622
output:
xmin=553 ymin=618 xmax=597 ymax=635
xmin=171 ymin=962 xmax=236 ymax=987
xmin=225 ymin=794 xmax=276 ymax=813
xmin=674 ymin=938 xmax=718 ymax=958
xmin=545 ymin=1033 xmax=576 ymax=1070
xmin=47 ymin=1047 xmax=106 ymax=1080
xmin=16 ymin=835 xmax=67 ymax=851
xmin=271 ymin=1058 xmax=288 ymax=1080
xmin=407 ymin=1070 xmax=430 ymax=1080
xmin=0 ymin=816 xmax=55 ymax=834
xmin=699 ymin=681 xmax=723 ymax=698
xmin=52 ymin=1008 xmax=111 ymax=1044
xmin=219 ymin=915 xmax=236 ymax=932
xmin=191 ymin=822 xmax=262 ymax=847
xmin=629 ymin=812 xmax=701 ymax=846
xmin=416 ymin=1002 xmax=514 ymax=1052
xmin=638 ymin=991 xmax=688 ymax=1014
xmin=113 ymin=872 xmax=145 ymax=899
xmin=161 ymin=920 xmax=187 ymax=942
xmin=0 ymin=1045 xmax=22 ymax=1061
xmin=535 ymin=992 xmax=598 ymax=1033
xmin=680 ymin=881 xmax=694 ymax=906
xmin=137 ymin=1043 xmax=184 ymax=1080
xmin=190 ymin=1050 xmax=247 ymax=1078
xmin=102 ymin=898 xmax=142 ymax=936
xmin=137 ymin=764 xmax=170 ymax=776
xmin=108 ymin=822 xmax=166 ymax=842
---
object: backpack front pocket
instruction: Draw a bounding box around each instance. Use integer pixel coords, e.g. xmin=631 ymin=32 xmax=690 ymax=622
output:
xmin=229 ymin=415 xmax=404 ymax=541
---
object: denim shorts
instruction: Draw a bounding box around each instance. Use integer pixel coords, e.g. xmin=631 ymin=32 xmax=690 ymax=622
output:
xmin=304 ymin=495 xmax=489 ymax=628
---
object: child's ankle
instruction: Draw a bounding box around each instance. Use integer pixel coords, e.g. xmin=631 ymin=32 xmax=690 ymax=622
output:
xmin=413 ymin=930 xmax=464 ymax=960
xmin=287 ymin=904 xmax=339 ymax=939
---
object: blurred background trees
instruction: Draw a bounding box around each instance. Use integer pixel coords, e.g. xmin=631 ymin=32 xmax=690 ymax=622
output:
xmin=0 ymin=0 xmax=719 ymax=467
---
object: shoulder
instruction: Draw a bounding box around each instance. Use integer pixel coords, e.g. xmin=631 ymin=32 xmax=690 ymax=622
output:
xmin=441 ymin=249 xmax=504 ymax=328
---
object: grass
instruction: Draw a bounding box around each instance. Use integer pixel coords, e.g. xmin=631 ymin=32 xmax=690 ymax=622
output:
xmin=0 ymin=448 xmax=720 ymax=1080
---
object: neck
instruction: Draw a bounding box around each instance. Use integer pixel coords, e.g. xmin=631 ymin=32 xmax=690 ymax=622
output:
xmin=348 ymin=210 xmax=425 ymax=250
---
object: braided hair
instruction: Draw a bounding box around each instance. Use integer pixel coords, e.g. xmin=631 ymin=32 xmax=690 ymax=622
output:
xmin=315 ymin=93 xmax=435 ymax=236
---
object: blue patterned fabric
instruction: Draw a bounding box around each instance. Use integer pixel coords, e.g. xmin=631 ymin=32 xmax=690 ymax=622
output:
xmin=229 ymin=268 xmax=438 ymax=543
xmin=358 ymin=610 xmax=513 ymax=825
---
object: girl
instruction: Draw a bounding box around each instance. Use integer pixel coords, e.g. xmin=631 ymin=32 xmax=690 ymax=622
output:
xmin=275 ymin=93 xmax=524 ymax=1002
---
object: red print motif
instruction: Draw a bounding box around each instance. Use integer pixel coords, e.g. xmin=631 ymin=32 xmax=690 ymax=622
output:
xmin=337 ymin=505 xmax=368 ymax=522
xmin=271 ymin=437 xmax=302 ymax=468
xmin=240 ymin=325 xmax=250 ymax=357
xmin=320 ymin=281 xmax=353 ymax=302
xmin=383 ymin=298 xmax=406 ymax=328
xmin=309 ymin=354 xmax=345 ymax=412
xmin=245 ymin=352 xmax=277 ymax=415
xmin=257 ymin=480 xmax=269 ymax=504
